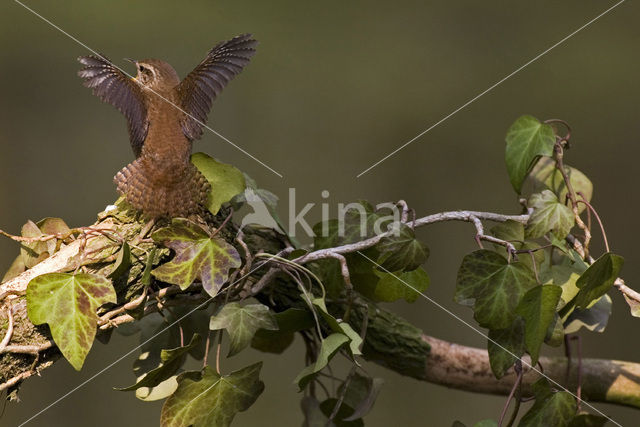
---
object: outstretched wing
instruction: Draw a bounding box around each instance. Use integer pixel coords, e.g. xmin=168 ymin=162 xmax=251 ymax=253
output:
xmin=78 ymin=54 xmax=149 ymax=156
xmin=176 ymin=34 xmax=257 ymax=140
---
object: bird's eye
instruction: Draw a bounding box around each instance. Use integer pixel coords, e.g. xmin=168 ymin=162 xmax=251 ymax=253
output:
xmin=138 ymin=65 xmax=145 ymax=72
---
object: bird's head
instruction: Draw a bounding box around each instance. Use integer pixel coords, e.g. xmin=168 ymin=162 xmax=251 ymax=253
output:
xmin=126 ymin=58 xmax=181 ymax=91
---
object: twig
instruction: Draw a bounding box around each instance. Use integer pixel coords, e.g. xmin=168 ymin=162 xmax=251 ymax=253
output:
xmin=295 ymin=210 xmax=528 ymax=265
xmin=329 ymin=366 xmax=357 ymax=422
xmin=0 ymin=304 xmax=15 ymax=353
xmin=576 ymin=192 xmax=610 ymax=252
xmin=0 ymin=370 xmax=37 ymax=392
xmin=0 ymin=341 xmax=54 ymax=355
xmin=553 ymin=140 xmax=591 ymax=256
xmin=498 ymin=360 xmax=523 ymax=427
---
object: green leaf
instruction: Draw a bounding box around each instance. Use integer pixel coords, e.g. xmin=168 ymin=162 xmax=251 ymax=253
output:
xmin=488 ymin=318 xmax=525 ymax=379
xmin=455 ymin=250 xmax=537 ymax=329
xmin=130 ymin=308 xmax=210 ymax=401
xmin=312 ymin=298 xmax=363 ymax=356
xmin=519 ymin=379 xmax=577 ymax=427
xmin=26 ymin=272 xmax=116 ymax=370
xmin=152 ymin=219 xmax=241 ymax=297
xmin=339 ymin=374 xmax=384 ymax=421
xmin=295 ymin=333 xmax=350 ymax=390
xmin=526 ymin=190 xmax=574 ymax=239
xmin=568 ymin=413 xmax=608 ymax=427
xmin=505 ymin=115 xmax=555 ymax=193
xmin=313 ymin=202 xmax=385 ymax=249
xmin=373 ymin=267 xmax=430 ymax=303
xmin=474 ymin=421 xmax=498 ymax=427
xmin=545 ymin=314 xmax=565 ymax=347
xmin=575 ymin=253 xmax=624 ymax=309
xmin=301 ymin=396 xmax=335 ymax=427
xmin=375 ymin=224 xmax=429 ymax=271
xmin=117 ymin=334 xmax=201 ymax=391
xmin=319 ymin=399 xmax=364 ymax=426
xmin=516 ymin=285 xmax=562 ymax=364
xmin=108 ymin=242 xmax=131 ymax=279
xmin=491 ymin=220 xmax=525 ymax=243
xmin=251 ymin=308 xmax=315 ymax=354
xmin=564 ymin=294 xmax=611 ymax=334
xmin=160 ymin=363 xmax=264 ymax=427
xmin=526 ymin=156 xmax=593 ymax=214
xmin=191 ymin=152 xmax=246 ymax=215
xmin=209 ymin=302 xmax=278 ymax=356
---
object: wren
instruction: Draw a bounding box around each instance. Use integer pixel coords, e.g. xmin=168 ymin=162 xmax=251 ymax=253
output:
xmin=78 ymin=34 xmax=257 ymax=218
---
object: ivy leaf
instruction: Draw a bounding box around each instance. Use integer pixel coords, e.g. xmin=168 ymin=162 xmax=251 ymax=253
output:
xmin=564 ymin=294 xmax=612 ymax=334
xmin=160 ymin=363 xmax=264 ymax=427
xmin=301 ymin=396 xmax=334 ymax=427
xmin=622 ymin=293 xmax=640 ymax=318
xmin=318 ymin=399 xmax=364 ymax=426
xmin=575 ymin=253 xmax=624 ymax=309
xmin=505 ymin=115 xmax=555 ymax=193
xmin=117 ymin=334 xmax=201 ymax=391
xmin=526 ymin=190 xmax=574 ymax=239
xmin=2 ymin=255 xmax=26 ymax=283
xmin=516 ymin=285 xmax=562 ymax=365
xmin=108 ymin=242 xmax=131 ymax=279
xmin=209 ymin=302 xmax=278 ymax=356
xmin=251 ymin=308 xmax=315 ymax=354
xmin=191 ymin=152 xmax=246 ymax=215
xmin=375 ymin=224 xmax=429 ymax=271
xmin=373 ymin=267 xmax=430 ymax=303
xmin=312 ymin=298 xmax=363 ymax=356
xmin=152 ymin=219 xmax=241 ymax=297
xmin=519 ymin=379 xmax=577 ymax=427
xmin=455 ymin=250 xmax=537 ymax=329
xmin=490 ymin=220 xmax=525 ymax=243
xmin=487 ymin=318 xmax=525 ymax=379
xmin=568 ymin=413 xmax=608 ymax=427
xmin=340 ymin=374 xmax=384 ymax=421
xmin=526 ymin=156 xmax=593 ymax=214
xmin=295 ymin=333 xmax=350 ymax=390
xmin=20 ymin=220 xmax=49 ymax=268
xmin=26 ymin=272 xmax=116 ymax=370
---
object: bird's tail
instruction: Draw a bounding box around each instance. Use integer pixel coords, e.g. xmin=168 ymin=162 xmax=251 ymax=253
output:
xmin=114 ymin=158 xmax=210 ymax=218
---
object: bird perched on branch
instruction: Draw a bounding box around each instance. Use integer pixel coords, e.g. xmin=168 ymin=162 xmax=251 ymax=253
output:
xmin=77 ymin=34 xmax=257 ymax=218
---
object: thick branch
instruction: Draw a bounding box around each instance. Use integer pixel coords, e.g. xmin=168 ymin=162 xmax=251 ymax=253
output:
xmin=420 ymin=335 xmax=640 ymax=409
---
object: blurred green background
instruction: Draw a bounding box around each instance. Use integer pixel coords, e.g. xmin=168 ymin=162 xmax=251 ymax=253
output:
xmin=1 ymin=0 xmax=639 ymax=425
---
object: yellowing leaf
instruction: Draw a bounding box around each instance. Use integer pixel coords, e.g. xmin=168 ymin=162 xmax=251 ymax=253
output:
xmin=26 ymin=272 xmax=116 ymax=370
xmin=526 ymin=156 xmax=593 ymax=214
xmin=152 ymin=219 xmax=241 ymax=297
